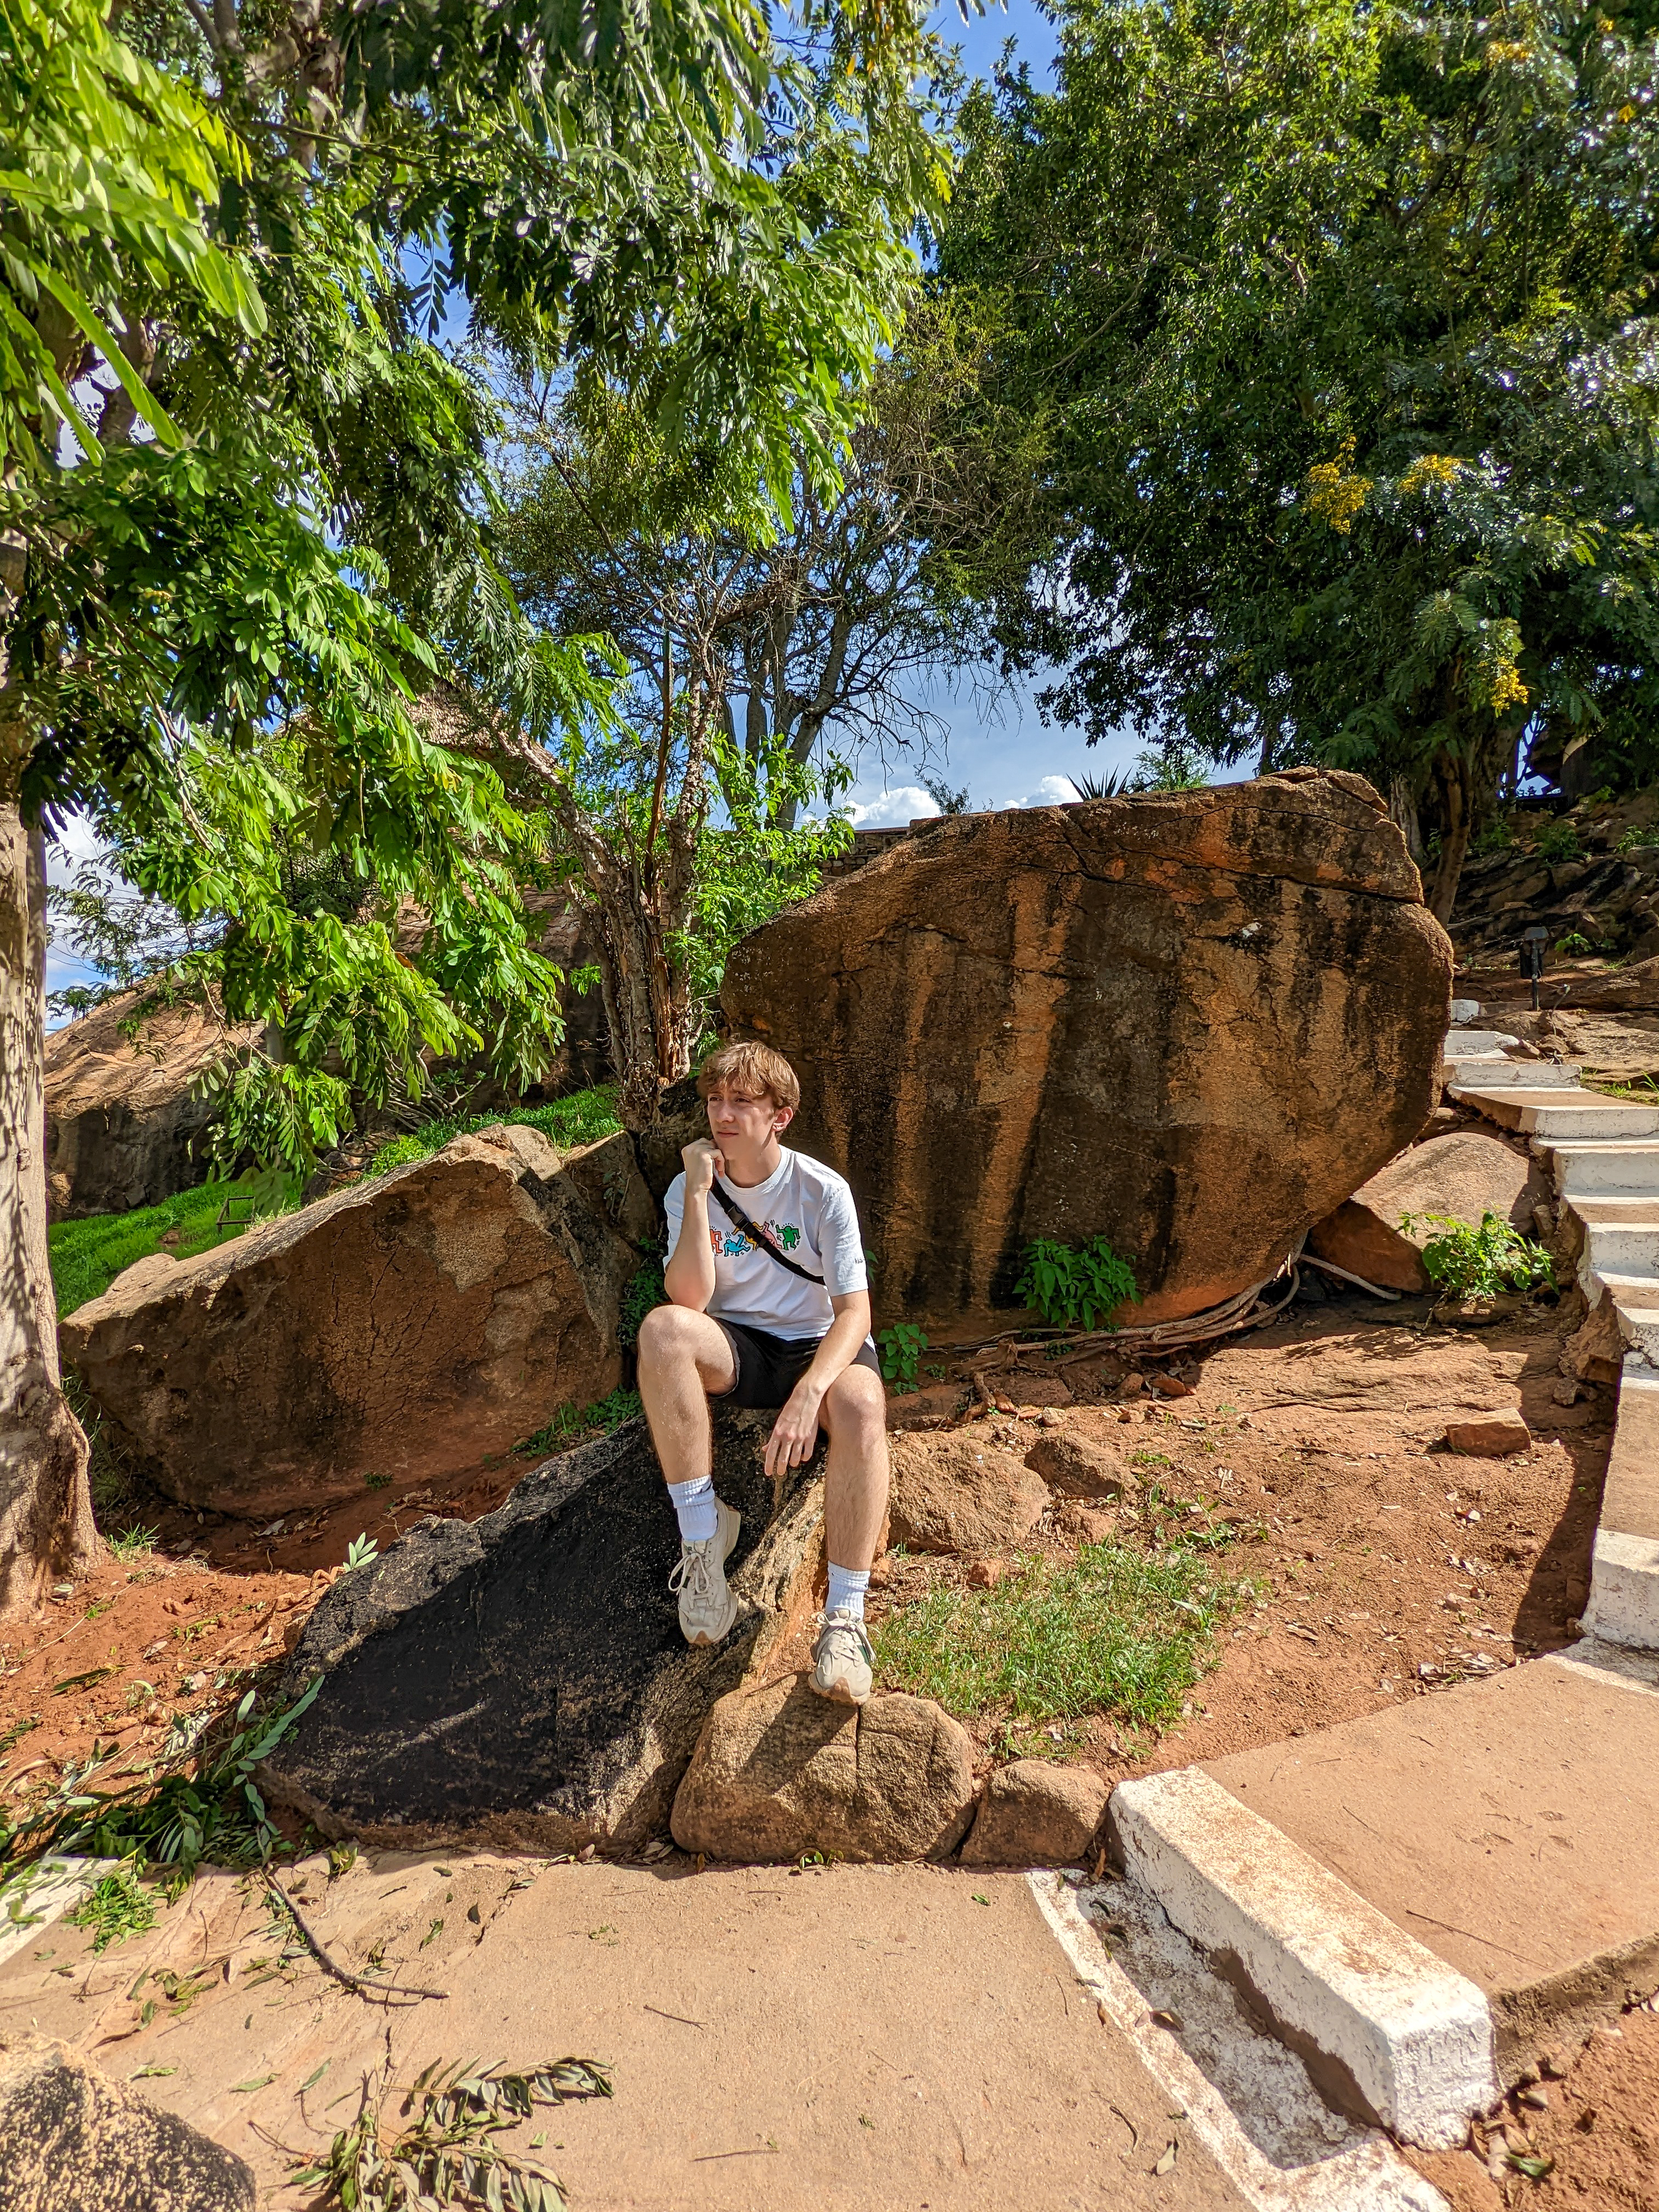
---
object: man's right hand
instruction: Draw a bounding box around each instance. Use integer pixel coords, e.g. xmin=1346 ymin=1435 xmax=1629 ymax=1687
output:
xmin=681 ymin=1137 xmax=725 ymax=1199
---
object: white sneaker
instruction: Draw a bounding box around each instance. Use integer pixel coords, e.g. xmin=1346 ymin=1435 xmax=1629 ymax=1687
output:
xmin=669 ymin=1498 xmax=741 ymax=1646
xmin=810 ymin=1609 xmax=874 ymax=1705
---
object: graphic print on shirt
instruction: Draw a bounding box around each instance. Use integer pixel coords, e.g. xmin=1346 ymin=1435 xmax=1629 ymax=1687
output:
xmin=710 ymin=1218 xmax=799 ymax=1259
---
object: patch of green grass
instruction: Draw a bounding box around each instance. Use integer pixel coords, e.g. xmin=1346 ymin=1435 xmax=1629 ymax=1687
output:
xmin=516 ymin=1387 xmax=642 ymax=1459
xmin=618 ymin=1255 xmax=665 ymax=1350
xmin=873 ymin=1541 xmax=1249 ymax=1735
xmin=67 ymin=1859 xmax=157 ymax=1953
xmin=369 ymin=1085 xmax=622 ymax=1176
xmin=47 ymin=1175 xmax=289 ymax=1319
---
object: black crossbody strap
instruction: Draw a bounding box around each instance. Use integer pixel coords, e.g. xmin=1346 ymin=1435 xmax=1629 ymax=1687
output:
xmin=710 ymin=1177 xmax=825 ymax=1285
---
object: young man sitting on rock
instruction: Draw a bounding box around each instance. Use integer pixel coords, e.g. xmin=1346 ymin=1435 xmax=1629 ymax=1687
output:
xmin=637 ymin=1041 xmax=889 ymax=1705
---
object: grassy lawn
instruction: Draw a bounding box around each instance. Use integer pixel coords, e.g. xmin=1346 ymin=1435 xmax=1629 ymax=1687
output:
xmin=367 ymin=1084 xmax=621 ymax=1175
xmin=873 ymin=1536 xmax=1252 ymax=1740
xmin=48 ymin=1085 xmax=624 ymax=1321
xmin=48 ymin=1182 xmax=264 ymax=1318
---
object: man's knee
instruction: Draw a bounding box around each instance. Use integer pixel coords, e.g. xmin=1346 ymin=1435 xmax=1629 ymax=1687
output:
xmin=637 ymin=1302 xmax=701 ymax=1373
xmin=825 ymin=1364 xmax=887 ymax=1443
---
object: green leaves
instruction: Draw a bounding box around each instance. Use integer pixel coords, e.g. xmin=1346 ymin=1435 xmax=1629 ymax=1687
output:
xmin=1397 ymin=1211 xmax=1556 ymax=1302
xmin=1015 ymin=1237 xmax=1140 ymax=1334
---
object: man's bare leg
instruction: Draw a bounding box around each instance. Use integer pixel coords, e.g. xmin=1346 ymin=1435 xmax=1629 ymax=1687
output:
xmin=811 ymin=1365 xmax=889 ymax=1703
xmin=636 ymin=1304 xmax=737 ymax=1488
xmin=637 ymin=1305 xmax=741 ymax=1646
xmin=819 ymin=1364 xmax=890 ymax=1573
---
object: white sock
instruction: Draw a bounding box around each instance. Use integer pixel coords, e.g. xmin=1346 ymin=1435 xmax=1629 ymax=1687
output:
xmin=668 ymin=1475 xmax=719 ymax=1545
xmin=826 ymin=1564 xmax=870 ymax=1622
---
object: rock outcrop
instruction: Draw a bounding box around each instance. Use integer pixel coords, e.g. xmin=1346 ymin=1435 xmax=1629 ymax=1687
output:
xmin=885 ymin=1433 xmax=1051 ymax=1556
xmin=0 ymin=2029 xmax=255 ymax=2211
xmin=722 ymin=770 xmax=1452 ymax=1332
xmin=1308 ymin=1131 xmax=1539 ymax=1294
xmin=670 ymin=1674 xmax=978 ymax=1863
xmin=44 ymin=989 xmax=259 ymax=1220
xmin=62 ymin=1124 xmax=655 ymax=1518
xmin=263 ymin=1413 xmax=823 ymax=1853
xmin=960 ymin=1758 xmax=1108 ymax=1868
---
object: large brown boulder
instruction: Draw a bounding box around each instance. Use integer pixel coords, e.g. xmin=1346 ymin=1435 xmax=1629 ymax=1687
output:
xmin=670 ymin=1674 xmax=978 ymax=1863
xmin=721 ymin=771 xmax=1451 ymax=1333
xmin=61 ymin=1124 xmax=654 ymax=1518
xmin=0 ymin=2030 xmax=255 ymax=2211
xmin=44 ymin=989 xmax=259 ymax=1220
xmin=263 ymin=1412 xmax=823 ymax=1854
xmin=1308 ymin=1131 xmax=1539 ymax=1294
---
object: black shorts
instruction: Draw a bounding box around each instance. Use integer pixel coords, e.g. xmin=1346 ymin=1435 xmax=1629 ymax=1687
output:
xmin=713 ymin=1319 xmax=881 ymax=1411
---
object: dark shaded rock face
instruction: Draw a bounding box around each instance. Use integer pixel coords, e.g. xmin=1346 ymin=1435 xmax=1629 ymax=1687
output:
xmin=44 ymin=988 xmax=261 ymax=1220
xmin=61 ymin=1124 xmax=655 ymax=1520
xmin=263 ymin=1413 xmax=821 ymax=1852
xmin=0 ymin=2030 xmax=255 ymax=2211
xmin=721 ymin=770 xmax=1453 ymax=1331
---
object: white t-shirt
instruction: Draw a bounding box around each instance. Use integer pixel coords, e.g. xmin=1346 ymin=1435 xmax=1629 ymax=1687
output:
xmin=663 ymin=1148 xmax=869 ymax=1341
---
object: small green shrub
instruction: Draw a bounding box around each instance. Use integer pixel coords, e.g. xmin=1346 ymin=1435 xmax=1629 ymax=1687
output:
xmin=516 ymin=1388 xmax=642 ymax=1459
xmin=1555 ymin=930 xmax=1595 ymax=956
xmin=1015 ymin=1236 xmax=1139 ymax=1332
xmin=1399 ymin=1211 xmax=1556 ymax=1301
xmin=1534 ymin=819 xmax=1582 ymax=864
xmin=1616 ymin=823 xmax=1659 ymax=855
xmin=618 ymin=1257 xmax=665 ymax=1350
xmin=877 ymin=1323 xmax=928 ymax=1392
xmin=1472 ymin=814 xmax=1515 ymax=854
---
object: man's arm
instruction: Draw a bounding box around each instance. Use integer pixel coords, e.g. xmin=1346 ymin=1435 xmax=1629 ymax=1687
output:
xmin=663 ymin=1141 xmax=721 ymax=1311
xmin=764 ymin=1289 xmax=872 ymax=1479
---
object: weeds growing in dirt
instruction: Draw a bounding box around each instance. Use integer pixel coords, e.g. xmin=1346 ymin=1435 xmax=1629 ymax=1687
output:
xmin=873 ymin=1539 xmax=1249 ymax=1733
xmin=288 ymin=2054 xmax=613 ymax=2212
xmin=1399 ymin=1211 xmax=1556 ymax=1301
xmin=516 ymin=1389 xmax=642 ymax=1458
xmin=877 ymin=1323 xmax=928 ymax=1391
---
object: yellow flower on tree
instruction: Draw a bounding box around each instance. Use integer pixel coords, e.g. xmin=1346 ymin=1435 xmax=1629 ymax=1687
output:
xmin=1398 ymin=453 xmax=1464 ymax=494
xmin=1305 ymin=437 xmax=1372 ymax=533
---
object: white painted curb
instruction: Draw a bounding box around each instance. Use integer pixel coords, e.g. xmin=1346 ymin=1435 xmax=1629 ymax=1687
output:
xmin=1027 ymin=1873 xmax=1448 ymax=2211
xmin=1111 ymin=1769 xmax=1498 ymax=2149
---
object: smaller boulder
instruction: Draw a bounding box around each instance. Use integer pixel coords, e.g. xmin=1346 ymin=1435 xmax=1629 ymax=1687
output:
xmin=670 ymin=1674 xmax=977 ymax=1863
xmin=1308 ymin=1132 xmax=1537 ymax=1295
xmin=1024 ymin=1432 xmax=1127 ymax=1499
xmin=0 ymin=2030 xmax=255 ymax=2211
xmin=1445 ymin=1414 xmax=1532 ymax=1458
xmin=960 ymin=1760 xmax=1108 ymax=1869
xmin=887 ymin=1434 xmax=1049 ymax=1557
xmin=1053 ymin=1502 xmax=1117 ymax=1547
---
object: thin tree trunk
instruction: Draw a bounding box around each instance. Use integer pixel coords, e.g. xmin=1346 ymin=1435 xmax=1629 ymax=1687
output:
xmin=0 ymin=799 xmax=97 ymax=1618
xmin=1425 ymin=746 xmax=1475 ymax=927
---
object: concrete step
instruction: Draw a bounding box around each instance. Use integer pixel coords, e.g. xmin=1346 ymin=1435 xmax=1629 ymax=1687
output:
xmin=1114 ymin=1650 xmax=1659 ymax=2148
xmin=1580 ymin=1220 xmax=1659 ymax=1282
xmin=1444 ymin=1031 xmax=1520 ymax=1054
xmin=1585 ymin=1360 xmax=1659 ymax=1650
xmin=1456 ymin=1087 xmax=1659 ymax=1139
xmin=1443 ymin=1058 xmax=1582 ymax=1090
xmin=1589 ymin=1278 xmax=1659 ymax=1363
xmin=1544 ymin=1139 xmax=1659 ymax=1199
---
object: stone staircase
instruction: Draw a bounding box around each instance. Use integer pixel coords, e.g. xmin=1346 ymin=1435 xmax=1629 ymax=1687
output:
xmin=1445 ymin=1026 xmax=1659 ymax=1649
xmin=1093 ymin=1022 xmax=1659 ymax=2163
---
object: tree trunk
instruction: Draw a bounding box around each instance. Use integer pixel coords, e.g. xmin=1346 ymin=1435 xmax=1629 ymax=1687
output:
xmin=0 ymin=801 xmax=97 ymax=1618
xmin=1424 ymin=746 xmax=1476 ymax=927
xmin=592 ymin=883 xmax=699 ymax=1132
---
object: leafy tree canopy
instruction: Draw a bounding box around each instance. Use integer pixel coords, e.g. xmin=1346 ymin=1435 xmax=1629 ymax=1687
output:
xmin=943 ymin=0 xmax=1659 ymax=916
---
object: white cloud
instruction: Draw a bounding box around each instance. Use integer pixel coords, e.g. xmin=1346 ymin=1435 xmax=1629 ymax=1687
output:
xmin=843 ymin=786 xmax=941 ymax=828
xmin=1010 ymin=774 xmax=1082 ymax=809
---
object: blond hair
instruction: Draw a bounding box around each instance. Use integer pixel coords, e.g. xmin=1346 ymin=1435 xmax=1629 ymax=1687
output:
xmin=697 ymin=1040 xmax=801 ymax=1113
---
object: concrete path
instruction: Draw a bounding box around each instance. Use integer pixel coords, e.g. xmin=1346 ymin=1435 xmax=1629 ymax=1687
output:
xmin=0 ymin=1844 xmax=1453 ymax=2210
